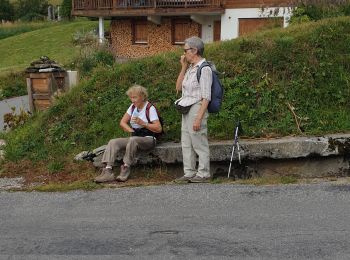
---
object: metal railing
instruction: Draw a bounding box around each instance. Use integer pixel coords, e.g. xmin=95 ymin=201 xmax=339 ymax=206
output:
xmin=73 ymin=0 xmax=221 ymax=10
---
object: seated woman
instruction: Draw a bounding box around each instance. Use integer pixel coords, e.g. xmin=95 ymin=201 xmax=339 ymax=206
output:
xmin=94 ymin=85 xmax=162 ymax=183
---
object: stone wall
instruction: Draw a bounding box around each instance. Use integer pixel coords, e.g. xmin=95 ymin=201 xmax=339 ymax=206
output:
xmin=110 ymin=18 xmax=201 ymax=59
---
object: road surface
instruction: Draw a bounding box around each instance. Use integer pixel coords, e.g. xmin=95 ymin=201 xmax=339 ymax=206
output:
xmin=1 ymin=183 xmax=350 ymax=259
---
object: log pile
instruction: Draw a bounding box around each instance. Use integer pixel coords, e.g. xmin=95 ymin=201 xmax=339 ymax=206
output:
xmin=110 ymin=18 xmax=201 ymax=59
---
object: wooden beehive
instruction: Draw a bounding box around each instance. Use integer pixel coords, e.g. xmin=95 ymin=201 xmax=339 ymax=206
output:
xmin=26 ymin=72 xmax=66 ymax=112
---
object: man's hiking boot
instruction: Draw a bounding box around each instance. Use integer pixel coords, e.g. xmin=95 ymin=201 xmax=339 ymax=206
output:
xmin=189 ymin=175 xmax=211 ymax=183
xmin=174 ymin=175 xmax=192 ymax=184
xmin=116 ymin=165 xmax=130 ymax=182
xmin=94 ymin=168 xmax=115 ymax=183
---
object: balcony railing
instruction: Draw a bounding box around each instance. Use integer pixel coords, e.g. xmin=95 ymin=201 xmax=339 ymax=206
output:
xmin=73 ymin=0 xmax=222 ymax=10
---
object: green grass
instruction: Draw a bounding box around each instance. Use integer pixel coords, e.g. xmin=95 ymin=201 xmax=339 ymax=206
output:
xmin=0 ymin=21 xmax=62 ymax=40
xmin=2 ymin=17 xmax=350 ymax=176
xmin=29 ymin=180 xmax=102 ymax=192
xmin=0 ymin=20 xmax=97 ymax=73
xmin=0 ymin=71 xmax=27 ymax=100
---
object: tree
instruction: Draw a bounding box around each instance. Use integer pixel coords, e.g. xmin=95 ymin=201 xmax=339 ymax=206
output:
xmin=14 ymin=0 xmax=49 ymax=21
xmin=0 ymin=0 xmax=14 ymax=21
xmin=61 ymin=0 xmax=72 ymax=20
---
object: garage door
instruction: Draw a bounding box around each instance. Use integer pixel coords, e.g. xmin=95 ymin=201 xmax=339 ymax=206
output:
xmin=238 ymin=18 xmax=283 ymax=36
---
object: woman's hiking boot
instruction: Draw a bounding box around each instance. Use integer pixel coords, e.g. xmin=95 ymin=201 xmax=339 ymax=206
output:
xmin=116 ymin=165 xmax=130 ymax=182
xmin=94 ymin=168 xmax=115 ymax=183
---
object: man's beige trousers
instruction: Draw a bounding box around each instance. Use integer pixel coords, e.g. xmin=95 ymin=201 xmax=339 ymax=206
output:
xmin=181 ymin=102 xmax=210 ymax=178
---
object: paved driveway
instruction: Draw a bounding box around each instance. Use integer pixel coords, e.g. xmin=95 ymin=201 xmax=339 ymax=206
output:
xmin=1 ymin=183 xmax=350 ymax=259
xmin=0 ymin=95 xmax=29 ymax=131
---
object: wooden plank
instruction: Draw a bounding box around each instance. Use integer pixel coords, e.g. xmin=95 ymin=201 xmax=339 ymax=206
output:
xmin=26 ymin=78 xmax=34 ymax=113
xmin=31 ymin=78 xmax=50 ymax=93
xmin=29 ymin=73 xmax=53 ymax=79
xmin=32 ymin=94 xmax=51 ymax=100
xmin=33 ymin=99 xmax=51 ymax=111
xmin=225 ymin=0 xmax=289 ymax=8
xmin=213 ymin=20 xmax=220 ymax=41
xmin=72 ymin=6 xmax=224 ymax=17
xmin=239 ymin=17 xmax=283 ymax=36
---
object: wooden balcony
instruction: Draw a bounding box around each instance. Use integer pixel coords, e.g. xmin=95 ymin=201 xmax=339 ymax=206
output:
xmin=72 ymin=0 xmax=224 ymax=17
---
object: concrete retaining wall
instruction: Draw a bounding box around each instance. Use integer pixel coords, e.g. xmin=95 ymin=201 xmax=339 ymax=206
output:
xmin=87 ymin=134 xmax=350 ymax=178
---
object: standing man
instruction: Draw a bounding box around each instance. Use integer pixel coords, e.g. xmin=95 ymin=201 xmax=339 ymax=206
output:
xmin=175 ymin=36 xmax=212 ymax=183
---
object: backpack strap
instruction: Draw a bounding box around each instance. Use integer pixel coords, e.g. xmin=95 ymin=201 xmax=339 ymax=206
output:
xmin=145 ymin=102 xmax=152 ymax=123
xmin=131 ymin=103 xmax=150 ymax=120
xmin=132 ymin=102 xmax=161 ymax=125
xmin=196 ymin=61 xmax=211 ymax=83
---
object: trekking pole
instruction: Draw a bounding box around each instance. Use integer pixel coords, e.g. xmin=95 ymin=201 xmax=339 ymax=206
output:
xmin=227 ymin=121 xmax=241 ymax=178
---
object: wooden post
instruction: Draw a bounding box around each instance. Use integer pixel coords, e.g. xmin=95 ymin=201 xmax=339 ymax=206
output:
xmin=26 ymin=78 xmax=34 ymax=113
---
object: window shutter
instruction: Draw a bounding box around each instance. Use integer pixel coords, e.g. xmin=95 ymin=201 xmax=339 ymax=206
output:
xmin=172 ymin=19 xmax=190 ymax=44
xmin=133 ymin=20 xmax=148 ymax=44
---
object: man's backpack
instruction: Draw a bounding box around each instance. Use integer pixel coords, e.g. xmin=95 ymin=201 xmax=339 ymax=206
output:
xmin=197 ymin=61 xmax=224 ymax=113
xmin=131 ymin=102 xmax=164 ymax=140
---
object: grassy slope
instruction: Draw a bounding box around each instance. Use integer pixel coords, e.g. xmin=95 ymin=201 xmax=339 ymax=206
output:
xmin=0 ymin=21 xmax=97 ymax=73
xmin=3 ymin=17 xmax=350 ymax=167
xmin=10 ymin=0 xmax=62 ymax=4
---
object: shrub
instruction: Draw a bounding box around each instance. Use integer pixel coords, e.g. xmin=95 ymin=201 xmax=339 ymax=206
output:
xmin=290 ymin=0 xmax=350 ymax=23
xmin=61 ymin=0 xmax=72 ymax=20
xmin=3 ymin=107 xmax=31 ymax=131
xmin=0 ymin=0 xmax=15 ymax=21
xmin=0 ymin=71 xmax=27 ymax=100
xmin=72 ymin=30 xmax=115 ymax=76
xmin=14 ymin=0 xmax=49 ymax=21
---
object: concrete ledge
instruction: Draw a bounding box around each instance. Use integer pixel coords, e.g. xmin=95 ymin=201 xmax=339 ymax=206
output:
xmin=91 ymin=134 xmax=350 ymax=164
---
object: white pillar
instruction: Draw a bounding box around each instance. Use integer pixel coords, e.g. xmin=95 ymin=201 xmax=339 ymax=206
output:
xmin=99 ymin=17 xmax=104 ymax=43
xmin=57 ymin=6 xmax=61 ymax=21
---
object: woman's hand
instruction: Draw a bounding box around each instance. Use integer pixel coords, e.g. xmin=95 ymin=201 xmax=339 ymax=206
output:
xmin=134 ymin=117 xmax=147 ymax=127
xmin=180 ymin=55 xmax=188 ymax=68
xmin=193 ymin=118 xmax=201 ymax=131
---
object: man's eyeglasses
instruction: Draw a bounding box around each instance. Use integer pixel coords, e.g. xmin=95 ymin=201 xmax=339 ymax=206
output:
xmin=183 ymin=48 xmax=192 ymax=52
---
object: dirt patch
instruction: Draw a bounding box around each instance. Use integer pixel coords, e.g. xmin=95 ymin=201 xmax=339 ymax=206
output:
xmin=1 ymin=160 xmax=96 ymax=187
xmin=0 ymin=160 xmax=175 ymax=190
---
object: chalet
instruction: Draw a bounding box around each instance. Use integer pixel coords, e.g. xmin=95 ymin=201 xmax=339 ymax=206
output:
xmin=72 ymin=0 xmax=292 ymax=59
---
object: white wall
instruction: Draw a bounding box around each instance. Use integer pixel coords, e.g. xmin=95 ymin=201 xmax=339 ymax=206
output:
xmin=191 ymin=15 xmax=221 ymax=43
xmin=221 ymin=7 xmax=292 ymax=40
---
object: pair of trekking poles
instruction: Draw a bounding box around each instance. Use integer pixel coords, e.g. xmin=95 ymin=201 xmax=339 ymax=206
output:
xmin=227 ymin=121 xmax=242 ymax=178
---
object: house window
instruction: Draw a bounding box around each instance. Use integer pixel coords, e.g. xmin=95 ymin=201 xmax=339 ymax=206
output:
xmin=133 ymin=20 xmax=148 ymax=44
xmin=172 ymin=19 xmax=191 ymax=45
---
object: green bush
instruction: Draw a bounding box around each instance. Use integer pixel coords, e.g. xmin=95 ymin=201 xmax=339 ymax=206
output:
xmin=290 ymin=0 xmax=350 ymax=24
xmin=14 ymin=0 xmax=49 ymax=21
xmin=0 ymin=0 xmax=15 ymax=21
xmin=61 ymin=0 xmax=72 ymax=20
xmin=0 ymin=71 xmax=27 ymax=100
xmin=72 ymin=30 xmax=115 ymax=76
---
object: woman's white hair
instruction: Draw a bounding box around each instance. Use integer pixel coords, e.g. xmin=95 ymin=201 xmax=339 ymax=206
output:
xmin=184 ymin=36 xmax=204 ymax=56
xmin=126 ymin=84 xmax=148 ymax=101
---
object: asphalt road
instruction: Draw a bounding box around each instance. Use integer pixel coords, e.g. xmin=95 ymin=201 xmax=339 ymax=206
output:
xmin=1 ymin=183 xmax=350 ymax=259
